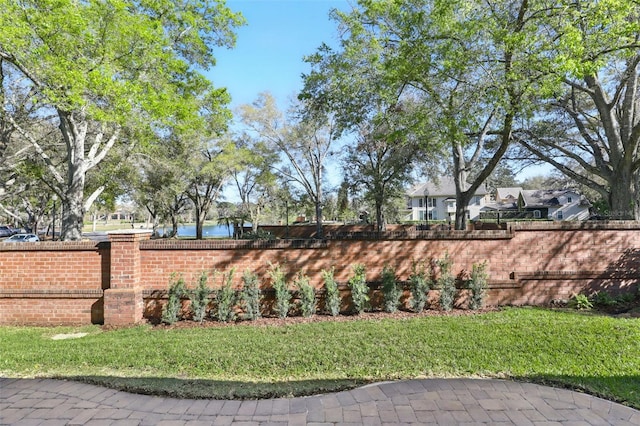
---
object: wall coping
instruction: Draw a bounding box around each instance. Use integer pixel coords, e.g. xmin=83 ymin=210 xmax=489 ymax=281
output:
xmin=507 ymin=220 xmax=640 ymax=231
xmin=0 ymin=241 xmax=104 ymax=252
xmin=140 ymin=239 xmax=328 ymax=250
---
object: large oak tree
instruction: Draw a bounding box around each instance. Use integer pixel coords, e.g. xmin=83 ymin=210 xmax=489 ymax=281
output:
xmin=0 ymin=0 xmax=243 ymax=239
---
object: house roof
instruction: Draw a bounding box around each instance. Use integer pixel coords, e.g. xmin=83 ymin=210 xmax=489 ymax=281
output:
xmin=496 ymin=187 xmax=523 ymax=201
xmin=520 ymin=189 xmax=586 ymax=208
xmin=408 ymin=178 xmax=489 ymax=197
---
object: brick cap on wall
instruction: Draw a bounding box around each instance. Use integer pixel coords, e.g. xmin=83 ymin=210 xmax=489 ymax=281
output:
xmin=107 ymin=230 xmax=153 ymax=242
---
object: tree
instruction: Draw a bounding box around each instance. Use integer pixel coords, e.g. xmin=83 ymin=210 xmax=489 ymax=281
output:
xmin=230 ymin=132 xmax=279 ymax=233
xmin=302 ymin=0 xmax=547 ymax=230
xmin=185 ymin=136 xmax=236 ymax=240
xmin=0 ymin=0 xmax=243 ymax=239
xmin=343 ymin=116 xmax=415 ymax=232
xmin=239 ymin=93 xmax=337 ymax=238
xmin=514 ymin=1 xmax=640 ymax=220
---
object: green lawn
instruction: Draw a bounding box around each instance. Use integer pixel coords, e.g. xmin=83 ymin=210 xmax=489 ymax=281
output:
xmin=1 ymin=308 xmax=639 ymax=408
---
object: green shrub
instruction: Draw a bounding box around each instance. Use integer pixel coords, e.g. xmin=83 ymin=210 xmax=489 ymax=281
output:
xmin=468 ymin=261 xmax=488 ymax=310
xmin=269 ymin=263 xmax=291 ymax=319
xmin=240 ymin=269 xmax=261 ymax=320
xmin=215 ymin=269 xmax=237 ymax=322
xmin=409 ymin=260 xmax=430 ymax=313
xmin=348 ymin=263 xmax=369 ymax=314
xmin=322 ymin=267 xmax=341 ymax=316
xmin=189 ymin=272 xmax=211 ymax=323
xmin=592 ymin=291 xmax=616 ymax=307
xmin=568 ymin=293 xmax=593 ymax=310
xmin=381 ymin=264 xmax=401 ymax=313
xmin=162 ymin=273 xmax=187 ymax=325
xmin=437 ymin=253 xmax=456 ymax=311
xmin=295 ymin=271 xmax=316 ymax=317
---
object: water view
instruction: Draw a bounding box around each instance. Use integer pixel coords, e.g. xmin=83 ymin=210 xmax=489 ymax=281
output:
xmin=157 ymin=224 xmax=237 ymax=238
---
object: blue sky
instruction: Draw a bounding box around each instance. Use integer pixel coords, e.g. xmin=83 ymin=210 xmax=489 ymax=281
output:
xmin=207 ymin=0 xmax=352 ymax=110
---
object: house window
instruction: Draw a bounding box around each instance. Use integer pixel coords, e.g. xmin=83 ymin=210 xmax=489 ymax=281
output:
xmin=533 ymin=210 xmax=541 ymax=219
xmin=428 ymin=197 xmax=437 ymax=208
xmin=418 ymin=198 xmax=423 ymax=208
xmin=557 ymin=210 xmax=564 ymax=220
xmin=567 ymin=196 xmax=573 ymax=203
xmin=429 ymin=211 xmax=436 ymax=220
xmin=419 ymin=211 xmax=426 ymax=221
xmin=474 ymin=196 xmax=481 ymax=205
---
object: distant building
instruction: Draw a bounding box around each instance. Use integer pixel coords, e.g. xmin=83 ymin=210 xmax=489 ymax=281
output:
xmin=406 ymin=178 xmax=489 ymax=222
xmin=483 ymin=188 xmax=591 ymax=221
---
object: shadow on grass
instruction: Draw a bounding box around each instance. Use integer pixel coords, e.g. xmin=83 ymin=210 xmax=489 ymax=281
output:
xmin=513 ymin=374 xmax=640 ymax=410
xmin=57 ymin=375 xmax=371 ymax=400
xmin=55 ymin=374 xmax=640 ymax=410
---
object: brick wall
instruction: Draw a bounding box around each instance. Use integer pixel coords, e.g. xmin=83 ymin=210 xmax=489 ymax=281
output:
xmin=0 ymin=241 xmax=108 ymax=325
xmin=1 ymin=222 xmax=639 ymax=325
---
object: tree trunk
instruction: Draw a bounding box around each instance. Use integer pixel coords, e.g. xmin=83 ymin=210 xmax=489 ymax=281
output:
xmin=609 ymin=169 xmax=637 ymax=220
xmin=59 ymin=111 xmax=86 ymax=241
xmin=195 ymin=203 xmax=204 ymax=239
xmin=315 ymin=201 xmax=323 ymax=239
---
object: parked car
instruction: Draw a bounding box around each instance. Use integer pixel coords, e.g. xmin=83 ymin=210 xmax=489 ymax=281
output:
xmin=4 ymin=233 xmax=39 ymax=242
xmin=0 ymin=225 xmax=16 ymax=238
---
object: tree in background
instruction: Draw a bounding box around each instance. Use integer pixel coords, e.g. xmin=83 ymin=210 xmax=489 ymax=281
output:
xmin=239 ymin=92 xmax=337 ymax=238
xmin=514 ymin=0 xmax=640 ymax=220
xmin=0 ymin=0 xmax=243 ymax=239
xmin=343 ymin=116 xmax=415 ymax=232
xmin=302 ymin=0 xmax=554 ymax=230
xmin=230 ymin=132 xmax=279 ymax=233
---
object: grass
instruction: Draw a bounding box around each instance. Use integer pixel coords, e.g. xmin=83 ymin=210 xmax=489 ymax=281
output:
xmin=1 ymin=308 xmax=639 ymax=407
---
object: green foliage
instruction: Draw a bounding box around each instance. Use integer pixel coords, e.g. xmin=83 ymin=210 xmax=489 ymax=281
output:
xmin=322 ymin=267 xmax=341 ymax=316
xmin=189 ymin=272 xmax=211 ymax=323
xmin=568 ymin=293 xmax=593 ymax=311
xmin=215 ymin=269 xmax=237 ymax=323
xmin=592 ymin=291 xmax=617 ymax=307
xmin=294 ymin=271 xmax=316 ymax=318
xmin=161 ymin=274 xmax=187 ymax=325
xmin=348 ymin=263 xmax=369 ymax=314
xmin=381 ymin=264 xmax=402 ymax=313
xmin=437 ymin=253 xmax=456 ymax=311
xmin=268 ymin=263 xmax=291 ymax=319
xmin=409 ymin=260 xmax=431 ymax=313
xmin=468 ymin=261 xmax=488 ymax=311
xmin=2 ymin=309 xmax=640 ymax=405
xmin=240 ymin=269 xmax=261 ymax=321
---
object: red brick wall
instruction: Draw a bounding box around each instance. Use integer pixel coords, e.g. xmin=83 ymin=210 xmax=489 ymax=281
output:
xmin=1 ymin=222 xmax=639 ymax=325
xmin=0 ymin=241 xmax=108 ymax=325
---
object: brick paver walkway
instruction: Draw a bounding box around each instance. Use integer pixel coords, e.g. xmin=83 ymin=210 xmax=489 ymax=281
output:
xmin=1 ymin=377 xmax=639 ymax=425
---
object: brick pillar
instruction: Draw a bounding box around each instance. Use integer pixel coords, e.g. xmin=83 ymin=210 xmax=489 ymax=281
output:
xmin=104 ymin=230 xmax=152 ymax=326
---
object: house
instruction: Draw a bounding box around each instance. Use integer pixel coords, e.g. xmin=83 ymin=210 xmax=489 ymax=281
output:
xmin=406 ymin=178 xmax=489 ymax=222
xmin=519 ymin=189 xmax=590 ymax=220
xmin=483 ymin=188 xmax=591 ymax=221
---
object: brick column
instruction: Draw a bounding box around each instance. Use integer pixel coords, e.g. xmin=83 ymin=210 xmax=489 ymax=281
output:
xmin=104 ymin=230 xmax=152 ymax=326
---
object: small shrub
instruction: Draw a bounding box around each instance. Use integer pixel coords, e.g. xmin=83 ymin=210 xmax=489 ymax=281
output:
xmin=409 ymin=260 xmax=430 ymax=313
xmin=269 ymin=263 xmax=291 ymax=319
xmin=568 ymin=293 xmax=593 ymax=310
xmin=381 ymin=264 xmax=402 ymax=313
xmin=437 ymin=252 xmax=456 ymax=311
xmin=189 ymin=271 xmax=211 ymax=323
xmin=348 ymin=263 xmax=369 ymax=314
xmin=162 ymin=273 xmax=187 ymax=325
xmin=295 ymin=271 xmax=316 ymax=317
xmin=215 ymin=269 xmax=237 ymax=322
xmin=592 ymin=291 xmax=616 ymax=307
xmin=322 ymin=267 xmax=341 ymax=316
xmin=468 ymin=261 xmax=488 ymax=310
xmin=240 ymin=269 xmax=261 ymax=320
